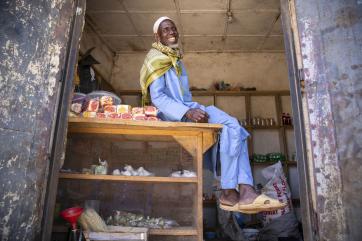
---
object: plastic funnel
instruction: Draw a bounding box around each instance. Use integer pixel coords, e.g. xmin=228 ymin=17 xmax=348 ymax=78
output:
xmin=60 ymin=206 xmax=83 ymax=230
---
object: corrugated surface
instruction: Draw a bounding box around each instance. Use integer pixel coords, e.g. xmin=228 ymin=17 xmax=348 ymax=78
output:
xmin=0 ymin=0 xmax=75 ymax=240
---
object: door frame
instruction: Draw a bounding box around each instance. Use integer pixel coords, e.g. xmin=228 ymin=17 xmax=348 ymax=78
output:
xmin=40 ymin=0 xmax=86 ymax=240
xmin=40 ymin=0 xmax=317 ymax=240
xmin=280 ymin=0 xmax=316 ymax=240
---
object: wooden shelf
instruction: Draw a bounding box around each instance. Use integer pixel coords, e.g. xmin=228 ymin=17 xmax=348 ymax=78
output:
xmin=53 ymin=225 xmax=198 ymax=236
xmin=68 ymin=117 xmax=222 ymax=155
xmin=59 ymin=173 xmax=198 ymax=183
xmin=149 ymin=226 xmax=197 ymax=236
xmin=119 ymin=89 xmax=291 ymax=97
xmin=251 ymin=161 xmax=279 ymax=166
xmin=250 ymin=160 xmax=297 ymax=166
xmin=245 ymin=125 xmax=281 ymax=130
xmin=68 ymin=116 xmax=222 ymax=131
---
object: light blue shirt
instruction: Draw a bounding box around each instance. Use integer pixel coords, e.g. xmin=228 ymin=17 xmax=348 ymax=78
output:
xmin=149 ymin=62 xmax=205 ymax=121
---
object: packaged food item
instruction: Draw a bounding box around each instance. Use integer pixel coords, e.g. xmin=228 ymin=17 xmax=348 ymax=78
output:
xmin=86 ymin=98 xmax=99 ymax=112
xmin=100 ymin=96 xmax=113 ymax=106
xmin=147 ymin=116 xmax=159 ymax=121
xmin=145 ymin=106 xmax=157 ymax=116
xmin=96 ymin=113 xmax=107 ymax=119
xmin=104 ymin=105 xmax=117 ymax=114
xmin=116 ymin=105 xmax=132 ymax=114
xmin=132 ymin=107 xmax=144 ymax=115
xmin=133 ymin=113 xmax=147 ymax=120
xmin=70 ymin=103 xmax=82 ymax=114
xmin=120 ymin=113 xmax=132 ymax=120
xmin=144 ymin=106 xmax=158 ymax=116
xmin=83 ymin=111 xmax=97 ymax=118
xmin=108 ymin=113 xmax=119 ymax=119
xmin=87 ymin=91 xmax=122 ymax=105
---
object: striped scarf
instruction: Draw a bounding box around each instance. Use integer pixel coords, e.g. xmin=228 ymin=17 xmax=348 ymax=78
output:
xmin=140 ymin=42 xmax=182 ymax=105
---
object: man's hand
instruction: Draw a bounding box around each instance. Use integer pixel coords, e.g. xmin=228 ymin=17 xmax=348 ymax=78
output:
xmin=185 ymin=108 xmax=209 ymax=123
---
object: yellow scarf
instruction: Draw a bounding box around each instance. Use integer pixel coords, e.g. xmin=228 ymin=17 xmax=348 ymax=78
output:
xmin=140 ymin=42 xmax=182 ymax=105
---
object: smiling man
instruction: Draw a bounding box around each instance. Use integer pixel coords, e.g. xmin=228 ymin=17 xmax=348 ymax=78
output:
xmin=140 ymin=16 xmax=286 ymax=213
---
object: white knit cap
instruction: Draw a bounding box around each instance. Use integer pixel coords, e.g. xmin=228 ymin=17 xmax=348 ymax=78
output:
xmin=153 ymin=16 xmax=172 ymax=34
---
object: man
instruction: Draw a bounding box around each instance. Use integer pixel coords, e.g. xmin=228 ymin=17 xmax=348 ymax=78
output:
xmin=140 ymin=16 xmax=286 ymax=213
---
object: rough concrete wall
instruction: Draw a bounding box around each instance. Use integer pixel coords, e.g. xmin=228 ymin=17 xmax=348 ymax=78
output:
xmin=79 ymin=22 xmax=114 ymax=81
xmin=0 ymin=0 xmax=75 ymax=240
xmin=296 ymin=0 xmax=362 ymax=240
xmin=111 ymin=52 xmax=290 ymax=91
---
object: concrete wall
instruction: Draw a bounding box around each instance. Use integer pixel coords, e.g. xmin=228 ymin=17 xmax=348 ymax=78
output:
xmin=79 ymin=22 xmax=114 ymax=82
xmin=111 ymin=52 xmax=290 ymax=91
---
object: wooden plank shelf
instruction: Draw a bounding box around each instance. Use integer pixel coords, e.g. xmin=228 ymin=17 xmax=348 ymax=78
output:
xmin=59 ymin=173 xmax=198 ymax=183
xmin=149 ymin=226 xmax=197 ymax=236
xmin=118 ymin=89 xmax=291 ymax=97
xmin=245 ymin=125 xmax=281 ymax=130
xmin=251 ymin=161 xmax=278 ymax=166
xmin=53 ymin=225 xmax=198 ymax=236
xmin=250 ymin=160 xmax=298 ymax=166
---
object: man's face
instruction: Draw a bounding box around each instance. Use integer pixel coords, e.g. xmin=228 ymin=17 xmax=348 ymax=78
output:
xmin=157 ymin=20 xmax=179 ymax=48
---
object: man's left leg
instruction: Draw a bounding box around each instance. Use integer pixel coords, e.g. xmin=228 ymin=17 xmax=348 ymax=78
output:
xmin=205 ymin=106 xmax=259 ymax=206
xmin=237 ymin=141 xmax=259 ymax=204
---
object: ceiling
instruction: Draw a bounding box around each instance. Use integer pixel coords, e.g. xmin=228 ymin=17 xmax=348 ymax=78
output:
xmin=85 ymin=0 xmax=285 ymax=53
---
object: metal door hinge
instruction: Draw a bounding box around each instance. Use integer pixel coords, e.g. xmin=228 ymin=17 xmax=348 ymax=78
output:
xmin=298 ymin=68 xmax=305 ymax=82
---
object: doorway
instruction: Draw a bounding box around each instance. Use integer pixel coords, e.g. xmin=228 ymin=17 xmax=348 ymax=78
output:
xmin=43 ymin=1 xmax=313 ymax=241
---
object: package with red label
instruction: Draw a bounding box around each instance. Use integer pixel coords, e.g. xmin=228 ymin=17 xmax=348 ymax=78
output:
xmin=100 ymin=95 xmax=113 ymax=107
xmin=144 ymin=106 xmax=158 ymax=117
xmin=108 ymin=113 xmax=120 ymax=119
xmin=117 ymin=105 xmax=132 ymax=114
xmin=83 ymin=111 xmax=97 ymax=118
xmin=133 ymin=113 xmax=147 ymax=121
xmin=104 ymin=105 xmax=117 ymax=114
xmin=132 ymin=107 xmax=144 ymax=115
xmin=120 ymin=113 xmax=132 ymax=120
xmin=86 ymin=98 xmax=99 ymax=112
xmin=147 ymin=116 xmax=159 ymax=121
xmin=96 ymin=113 xmax=107 ymax=119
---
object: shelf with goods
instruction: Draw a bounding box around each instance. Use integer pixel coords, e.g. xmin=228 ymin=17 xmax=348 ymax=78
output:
xmin=118 ymin=89 xmax=298 ymax=188
xmin=53 ymin=224 xmax=197 ymax=236
xmin=53 ymin=117 xmax=222 ymax=241
xmin=59 ymin=173 xmax=198 ymax=183
xmin=117 ymin=90 xmax=300 ymax=230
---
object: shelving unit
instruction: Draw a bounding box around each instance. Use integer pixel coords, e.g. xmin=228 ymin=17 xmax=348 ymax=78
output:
xmin=118 ymin=89 xmax=297 ymax=180
xmin=54 ymin=117 xmax=222 ymax=241
xmin=118 ymin=90 xmax=300 ymax=233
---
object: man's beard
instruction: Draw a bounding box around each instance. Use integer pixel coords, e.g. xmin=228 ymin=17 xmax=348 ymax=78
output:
xmin=168 ymin=43 xmax=179 ymax=49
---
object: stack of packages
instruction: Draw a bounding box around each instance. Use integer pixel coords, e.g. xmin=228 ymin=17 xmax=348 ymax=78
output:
xmin=80 ymin=96 xmax=159 ymax=121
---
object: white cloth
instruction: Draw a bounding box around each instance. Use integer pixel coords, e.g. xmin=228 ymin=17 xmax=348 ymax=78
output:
xmin=153 ymin=16 xmax=172 ymax=33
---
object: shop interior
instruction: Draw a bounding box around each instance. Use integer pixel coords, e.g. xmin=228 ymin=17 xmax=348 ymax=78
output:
xmin=52 ymin=0 xmax=302 ymax=241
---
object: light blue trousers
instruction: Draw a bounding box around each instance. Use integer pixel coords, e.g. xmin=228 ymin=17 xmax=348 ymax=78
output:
xmin=206 ymin=106 xmax=254 ymax=189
